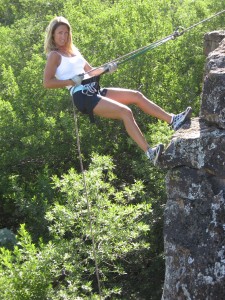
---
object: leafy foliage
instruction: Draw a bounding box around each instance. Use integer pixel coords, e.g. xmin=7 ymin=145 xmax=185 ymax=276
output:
xmin=0 ymin=0 xmax=224 ymax=298
xmin=0 ymin=156 xmax=153 ymax=299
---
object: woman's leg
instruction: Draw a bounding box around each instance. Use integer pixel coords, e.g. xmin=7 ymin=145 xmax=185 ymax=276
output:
xmin=93 ymin=96 xmax=149 ymax=152
xmin=104 ymin=88 xmax=173 ymax=124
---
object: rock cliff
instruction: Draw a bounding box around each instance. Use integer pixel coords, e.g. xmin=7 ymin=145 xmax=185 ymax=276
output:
xmin=160 ymin=31 xmax=225 ymax=300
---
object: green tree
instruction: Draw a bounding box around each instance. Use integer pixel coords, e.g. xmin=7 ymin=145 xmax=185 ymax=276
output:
xmin=0 ymin=0 xmax=225 ymax=298
xmin=0 ymin=155 xmax=153 ymax=299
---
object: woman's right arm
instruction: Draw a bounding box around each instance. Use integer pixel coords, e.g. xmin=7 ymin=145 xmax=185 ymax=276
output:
xmin=43 ymin=52 xmax=74 ymax=89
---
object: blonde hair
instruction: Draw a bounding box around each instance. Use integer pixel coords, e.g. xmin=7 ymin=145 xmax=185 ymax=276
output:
xmin=44 ymin=16 xmax=74 ymax=55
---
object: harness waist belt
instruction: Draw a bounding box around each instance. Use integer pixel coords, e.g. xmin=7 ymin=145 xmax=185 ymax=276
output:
xmin=70 ymin=85 xmax=87 ymax=95
xmin=70 ymin=81 xmax=98 ymax=96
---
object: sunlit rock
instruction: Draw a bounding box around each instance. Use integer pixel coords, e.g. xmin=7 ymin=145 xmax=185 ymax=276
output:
xmin=160 ymin=31 xmax=225 ymax=300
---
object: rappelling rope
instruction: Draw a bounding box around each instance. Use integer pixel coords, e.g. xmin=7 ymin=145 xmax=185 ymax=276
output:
xmin=85 ymin=8 xmax=225 ymax=75
xmin=71 ymin=8 xmax=225 ymax=298
xmin=72 ymin=103 xmax=103 ymax=299
xmin=178 ymin=8 xmax=225 ymax=36
xmin=85 ymin=31 xmax=178 ymax=75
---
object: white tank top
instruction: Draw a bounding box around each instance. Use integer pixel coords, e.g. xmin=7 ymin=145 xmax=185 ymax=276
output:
xmin=55 ymin=52 xmax=87 ymax=89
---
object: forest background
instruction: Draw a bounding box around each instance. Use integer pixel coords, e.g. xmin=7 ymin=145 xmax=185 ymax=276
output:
xmin=0 ymin=0 xmax=224 ymax=299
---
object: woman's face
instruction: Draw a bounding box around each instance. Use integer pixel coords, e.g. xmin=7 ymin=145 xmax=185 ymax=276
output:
xmin=53 ymin=24 xmax=69 ymax=48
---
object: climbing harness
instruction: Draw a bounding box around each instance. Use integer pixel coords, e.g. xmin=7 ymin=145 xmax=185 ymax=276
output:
xmin=71 ymin=8 xmax=225 ymax=298
xmin=70 ymin=81 xmax=98 ymax=96
xmin=71 ymin=76 xmax=102 ymax=123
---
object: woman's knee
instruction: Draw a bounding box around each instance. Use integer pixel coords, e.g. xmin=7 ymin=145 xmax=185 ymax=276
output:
xmin=131 ymin=90 xmax=144 ymax=104
xmin=119 ymin=105 xmax=133 ymax=120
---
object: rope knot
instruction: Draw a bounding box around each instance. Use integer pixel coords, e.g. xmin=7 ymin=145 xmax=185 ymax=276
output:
xmin=172 ymin=26 xmax=185 ymax=39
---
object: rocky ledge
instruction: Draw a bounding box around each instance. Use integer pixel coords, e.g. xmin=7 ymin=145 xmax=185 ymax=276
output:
xmin=160 ymin=31 xmax=225 ymax=300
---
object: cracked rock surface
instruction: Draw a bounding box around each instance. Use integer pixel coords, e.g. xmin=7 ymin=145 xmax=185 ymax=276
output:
xmin=160 ymin=31 xmax=225 ymax=300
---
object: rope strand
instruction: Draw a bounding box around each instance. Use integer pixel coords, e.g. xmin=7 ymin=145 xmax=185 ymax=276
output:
xmin=84 ymin=8 xmax=225 ymax=75
xmin=178 ymin=8 xmax=225 ymax=36
xmin=72 ymin=101 xmax=103 ymax=299
xmin=69 ymin=9 xmax=225 ymax=298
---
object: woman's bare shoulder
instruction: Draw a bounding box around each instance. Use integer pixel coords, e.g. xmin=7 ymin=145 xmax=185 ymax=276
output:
xmin=46 ymin=51 xmax=61 ymax=65
xmin=47 ymin=51 xmax=61 ymax=59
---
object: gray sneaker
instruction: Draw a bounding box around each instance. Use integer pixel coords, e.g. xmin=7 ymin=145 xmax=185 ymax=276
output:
xmin=146 ymin=144 xmax=164 ymax=166
xmin=170 ymin=107 xmax=192 ymax=131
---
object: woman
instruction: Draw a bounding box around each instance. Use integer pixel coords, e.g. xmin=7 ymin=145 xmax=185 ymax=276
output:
xmin=43 ymin=16 xmax=192 ymax=166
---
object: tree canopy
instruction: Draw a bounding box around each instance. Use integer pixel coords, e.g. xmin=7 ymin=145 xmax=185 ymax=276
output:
xmin=0 ymin=0 xmax=224 ymax=298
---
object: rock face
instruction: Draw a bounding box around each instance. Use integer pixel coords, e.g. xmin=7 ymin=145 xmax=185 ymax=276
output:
xmin=203 ymin=30 xmax=225 ymax=57
xmin=160 ymin=31 xmax=225 ymax=300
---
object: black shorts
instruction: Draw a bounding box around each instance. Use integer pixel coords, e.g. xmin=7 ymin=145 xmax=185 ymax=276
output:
xmin=72 ymin=84 xmax=107 ymax=122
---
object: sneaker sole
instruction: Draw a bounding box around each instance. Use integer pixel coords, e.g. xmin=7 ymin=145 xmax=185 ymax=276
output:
xmin=174 ymin=106 xmax=192 ymax=131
